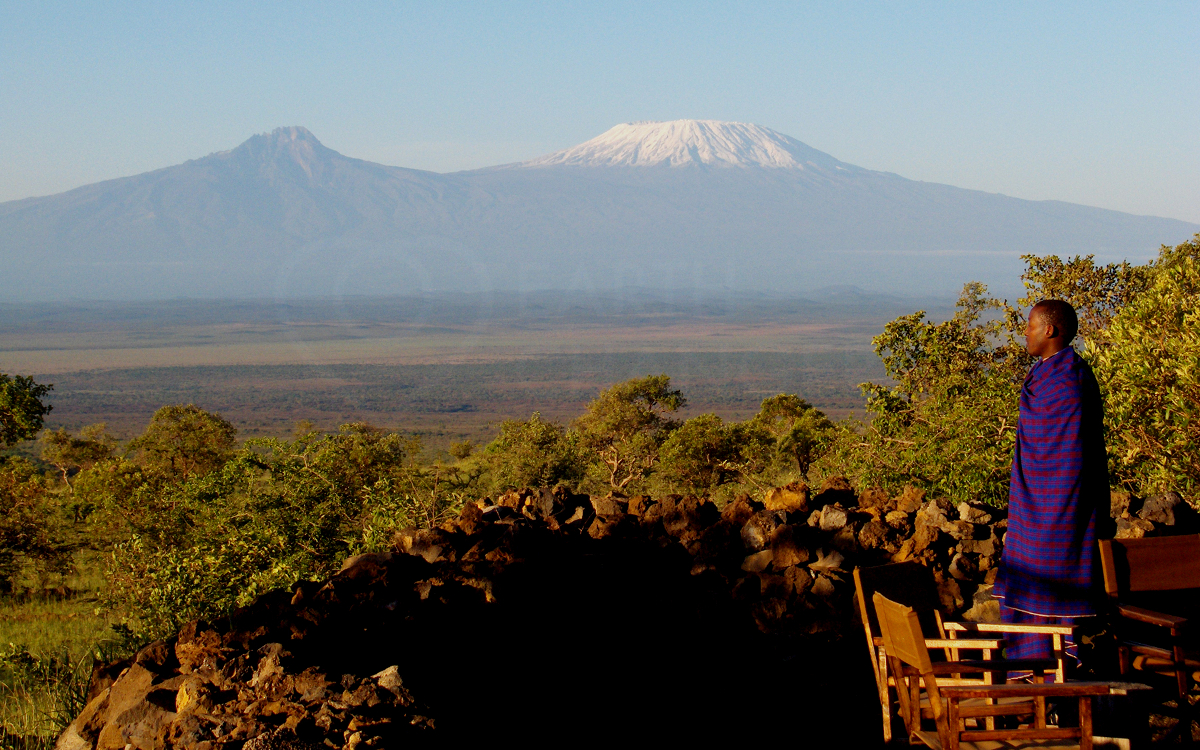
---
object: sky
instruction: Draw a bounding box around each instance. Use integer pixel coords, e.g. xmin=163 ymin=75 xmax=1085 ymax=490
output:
xmin=2 ymin=1 xmax=1198 ymax=222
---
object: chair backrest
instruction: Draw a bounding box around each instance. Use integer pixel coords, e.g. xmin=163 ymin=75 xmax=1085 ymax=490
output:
xmin=1098 ymin=534 xmax=1200 ymax=597
xmin=873 ymin=592 xmax=936 ymax=675
xmin=854 ymin=562 xmax=946 ymax=639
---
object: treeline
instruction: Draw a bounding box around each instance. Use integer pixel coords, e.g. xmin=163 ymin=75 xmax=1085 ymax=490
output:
xmin=0 ymin=235 xmax=1196 ymax=642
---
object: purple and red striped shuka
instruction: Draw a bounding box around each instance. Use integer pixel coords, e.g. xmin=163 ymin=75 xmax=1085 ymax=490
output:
xmin=994 ymin=347 xmax=1109 ymax=662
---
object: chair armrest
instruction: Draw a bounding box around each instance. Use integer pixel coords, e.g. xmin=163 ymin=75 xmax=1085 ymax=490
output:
xmin=924 ymin=638 xmax=1005 ymax=650
xmin=945 ymin=621 xmax=1076 ymax=636
xmin=912 ymin=658 xmax=1056 ymax=675
xmin=1117 ymin=604 xmax=1188 ymax=629
xmin=939 ymin=681 xmax=1115 ymax=700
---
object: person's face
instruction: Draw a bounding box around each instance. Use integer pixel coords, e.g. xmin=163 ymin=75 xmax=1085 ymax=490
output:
xmin=1024 ymin=307 xmax=1053 ymax=358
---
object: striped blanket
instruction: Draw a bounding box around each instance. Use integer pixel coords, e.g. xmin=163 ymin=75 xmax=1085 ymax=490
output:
xmin=994 ymin=347 xmax=1109 ymax=623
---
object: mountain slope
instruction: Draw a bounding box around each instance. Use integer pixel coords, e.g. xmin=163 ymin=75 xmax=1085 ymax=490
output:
xmin=1 ymin=122 xmax=1195 ymax=301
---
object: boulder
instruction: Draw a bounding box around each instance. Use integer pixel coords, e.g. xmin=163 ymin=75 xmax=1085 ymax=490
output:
xmin=763 ymin=482 xmax=809 ymax=513
xmin=818 ymin=505 xmax=848 ymax=532
xmin=1139 ymin=492 xmax=1183 ymax=526
xmin=894 ymin=485 xmax=926 ymax=514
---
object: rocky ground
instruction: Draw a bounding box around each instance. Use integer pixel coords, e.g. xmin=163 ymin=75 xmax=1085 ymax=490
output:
xmin=56 ymin=481 xmax=1196 ymax=749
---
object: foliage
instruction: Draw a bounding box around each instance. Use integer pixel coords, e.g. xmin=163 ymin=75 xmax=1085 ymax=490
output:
xmin=480 ymin=413 xmax=582 ymax=490
xmin=40 ymin=424 xmax=117 ymax=492
xmin=748 ymin=394 xmax=833 ymax=478
xmin=572 ymin=375 xmax=685 ymax=489
xmin=657 ymin=414 xmax=747 ymax=491
xmin=1088 ymin=235 xmax=1200 ymax=498
xmin=1019 ymin=253 xmax=1150 ymax=344
xmin=0 ymin=375 xmax=52 ymax=450
xmin=102 ymin=424 xmax=469 ymax=640
xmin=0 ymin=461 xmax=64 ymax=595
xmin=819 ymin=283 xmax=1029 ymax=505
xmin=126 ymin=404 xmax=237 ymax=480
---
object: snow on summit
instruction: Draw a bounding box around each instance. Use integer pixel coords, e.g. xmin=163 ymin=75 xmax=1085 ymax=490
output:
xmin=522 ymin=120 xmax=850 ymax=170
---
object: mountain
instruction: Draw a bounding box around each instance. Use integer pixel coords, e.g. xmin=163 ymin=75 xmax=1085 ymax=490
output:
xmin=1 ymin=122 xmax=1195 ymax=301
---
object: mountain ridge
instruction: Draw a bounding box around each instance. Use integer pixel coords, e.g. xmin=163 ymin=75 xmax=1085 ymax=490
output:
xmin=1 ymin=123 xmax=1195 ymax=301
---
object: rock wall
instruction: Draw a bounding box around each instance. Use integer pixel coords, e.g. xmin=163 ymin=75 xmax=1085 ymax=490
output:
xmin=58 ymin=480 xmax=1196 ymax=749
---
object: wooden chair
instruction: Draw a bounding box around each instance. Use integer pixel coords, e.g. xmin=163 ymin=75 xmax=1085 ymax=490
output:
xmin=855 ymin=562 xmax=1070 ymax=742
xmin=875 ymin=592 xmax=1141 ymax=750
xmin=1099 ymin=535 xmax=1200 ymax=743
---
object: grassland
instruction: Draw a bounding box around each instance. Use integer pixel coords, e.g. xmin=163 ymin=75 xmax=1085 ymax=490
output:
xmin=1 ymin=291 xmax=945 ymax=445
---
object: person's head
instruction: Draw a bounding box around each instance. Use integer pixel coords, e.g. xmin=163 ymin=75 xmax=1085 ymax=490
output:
xmin=1024 ymin=299 xmax=1078 ymax=358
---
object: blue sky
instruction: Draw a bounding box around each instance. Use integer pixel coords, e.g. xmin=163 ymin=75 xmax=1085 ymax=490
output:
xmin=3 ymin=1 xmax=1198 ymax=222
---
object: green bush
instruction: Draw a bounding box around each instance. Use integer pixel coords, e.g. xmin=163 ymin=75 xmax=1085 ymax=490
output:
xmin=1089 ymin=236 xmax=1200 ymax=497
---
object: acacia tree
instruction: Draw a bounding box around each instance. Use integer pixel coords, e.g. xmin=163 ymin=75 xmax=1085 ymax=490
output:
xmin=127 ymin=404 xmax=237 ymax=480
xmin=572 ymin=375 xmax=686 ymax=490
xmin=41 ymin=423 xmax=117 ymax=491
xmin=481 ymin=413 xmax=582 ymax=490
xmin=0 ymin=373 xmax=53 ymax=449
xmin=749 ymin=394 xmax=833 ymax=478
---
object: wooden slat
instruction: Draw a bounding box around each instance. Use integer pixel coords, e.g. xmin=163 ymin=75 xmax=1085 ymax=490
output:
xmin=939 ymin=682 xmax=1114 ymax=699
xmin=923 ymin=639 xmax=1005 ymax=650
xmin=1117 ymin=603 xmax=1188 ymax=628
xmin=959 ymin=727 xmax=1079 ymax=741
xmin=1100 ymin=534 xmax=1200 ymax=594
xmin=945 ymin=621 xmax=1076 ymax=635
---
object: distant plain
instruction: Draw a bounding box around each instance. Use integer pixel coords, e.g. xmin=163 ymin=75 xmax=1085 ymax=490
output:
xmin=0 ymin=292 xmax=949 ymax=447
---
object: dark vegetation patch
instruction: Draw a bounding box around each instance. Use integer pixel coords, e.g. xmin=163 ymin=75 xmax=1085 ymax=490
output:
xmin=37 ymin=352 xmax=884 ymax=443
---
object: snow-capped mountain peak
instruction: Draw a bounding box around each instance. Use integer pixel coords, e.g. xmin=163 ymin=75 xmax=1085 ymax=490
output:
xmin=521 ymin=120 xmax=848 ymax=170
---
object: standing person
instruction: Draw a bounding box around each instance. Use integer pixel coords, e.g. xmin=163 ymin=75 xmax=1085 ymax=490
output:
xmin=993 ymin=299 xmax=1111 ymax=673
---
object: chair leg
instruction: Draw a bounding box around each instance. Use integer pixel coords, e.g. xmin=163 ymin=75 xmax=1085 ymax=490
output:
xmin=878 ymin=651 xmax=893 ymax=743
xmin=1176 ymin=639 xmax=1193 ymax=746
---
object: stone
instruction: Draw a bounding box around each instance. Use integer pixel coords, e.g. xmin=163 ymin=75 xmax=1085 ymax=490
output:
xmin=719 ymin=494 xmax=756 ymax=526
xmin=958 ymin=537 xmax=995 ymax=557
xmin=662 ymin=496 xmax=718 ymax=542
xmin=933 ymin=571 xmax=964 ymax=614
xmin=809 ymin=548 xmax=844 ymax=573
xmin=884 ymin=510 xmax=911 ymax=531
xmin=768 ymin=525 xmax=809 ymax=569
xmin=455 ymin=502 xmax=485 ymax=535
xmin=962 ymin=584 xmax=1001 ymax=623
xmin=785 ymin=566 xmax=813 ymax=596
xmin=1139 ymin=492 xmax=1182 ymax=525
xmin=813 ymin=476 xmax=856 ymax=507
xmin=957 ymin=502 xmax=993 ymax=524
xmin=857 ymin=520 xmax=890 ymax=551
xmin=740 ymin=511 xmax=781 ymax=550
xmin=1110 ymin=490 xmax=1133 ymax=519
xmin=371 ymin=665 xmax=403 ymax=693
xmin=894 ymin=485 xmax=926 ymax=514
xmin=1115 ymin=517 xmax=1154 ymax=539
xmin=589 ymin=495 xmax=624 ymax=517
xmin=818 ymin=505 xmax=848 ymax=531
xmin=857 ymin=486 xmax=893 ymax=513
xmin=741 ymin=550 xmax=774 ymax=573
xmin=949 ymin=552 xmax=977 ymax=581
xmin=811 ymin=575 xmax=836 ymax=597
xmin=627 ymin=495 xmax=654 ymax=517
xmin=763 ymin=482 xmax=809 ymax=513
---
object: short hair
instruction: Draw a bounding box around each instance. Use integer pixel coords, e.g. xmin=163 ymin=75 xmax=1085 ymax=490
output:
xmin=1032 ymin=299 xmax=1078 ymax=343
